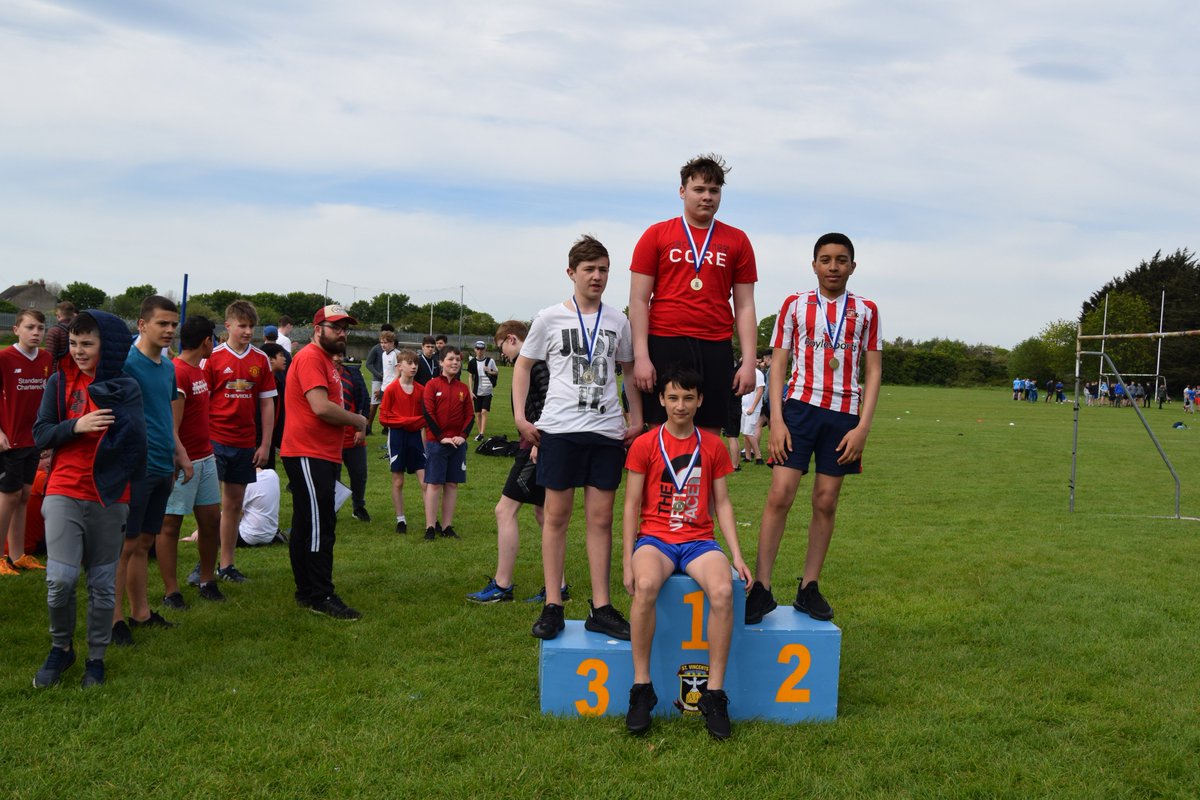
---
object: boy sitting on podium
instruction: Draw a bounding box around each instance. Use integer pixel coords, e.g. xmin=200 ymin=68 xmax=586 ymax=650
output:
xmin=621 ymin=366 xmax=751 ymax=740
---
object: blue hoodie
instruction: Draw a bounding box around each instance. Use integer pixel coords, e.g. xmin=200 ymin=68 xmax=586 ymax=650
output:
xmin=33 ymin=310 xmax=147 ymax=507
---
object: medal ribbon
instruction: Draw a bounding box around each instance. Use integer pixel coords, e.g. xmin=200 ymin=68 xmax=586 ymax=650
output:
xmin=818 ymin=291 xmax=848 ymax=359
xmin=658 ymin=424 xmax=702 ymax=494
xmin=572 ymin=298 xmax=603 ymax=366
xmin=680 ymin=217 xmax=715 ymax=282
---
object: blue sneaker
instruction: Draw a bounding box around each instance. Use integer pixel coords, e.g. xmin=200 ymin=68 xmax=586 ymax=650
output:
xmin=524 ymin=584 xmax=571 ymax=604
xmin=467 ymin=578 xmax=514 ymax=604
xmin=34 ymin=646 xmax=76 ymax=688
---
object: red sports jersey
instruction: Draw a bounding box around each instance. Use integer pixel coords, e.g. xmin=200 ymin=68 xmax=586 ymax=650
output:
xmin=337 ymin=366 xmax=365 ymax=450
xmin=772 ymin=290 xmax=881 ymax=415
xmin=203 ymin=343 xmax=277 ymax=448
xmin=46 ymin=369 xmax=130 ymax=504
xmin=422 ymin=376 xmax=473 ymax=441
xmin=0 ymin=345 xmax=52 ymax=449
xmin=173 ymin=358 xmax=213 ymax=461
xmin=281 ymin=343 xmax=344 ymax=462
xmin=625 ymin=425 xmax=732 ymax=544
xmin=379 ymin=379 xmax=424 ymax=432
xmin=630 ymin=217 xmax=757 ymax=341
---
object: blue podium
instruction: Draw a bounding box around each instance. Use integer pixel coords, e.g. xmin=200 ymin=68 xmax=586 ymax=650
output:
xmin=539 ymin=574 xmax=841 ymax=722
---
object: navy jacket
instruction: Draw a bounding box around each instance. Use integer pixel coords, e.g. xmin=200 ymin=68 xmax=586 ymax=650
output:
xmin=33 ymin=310 xmax=147 ymax=506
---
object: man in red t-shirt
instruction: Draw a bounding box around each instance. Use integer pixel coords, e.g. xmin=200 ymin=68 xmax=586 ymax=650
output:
xmin=281 ymin=305 xmax=366 ymax=620
xmin=621 ymin=366 xmax=751 ymax=740
xmin=0 ymin=309 xmax=53 ymax=575
xmin=628 ymin=154 xmax=759 ymax=432
xmin=203 ymin=300 xmax=276 ymax=583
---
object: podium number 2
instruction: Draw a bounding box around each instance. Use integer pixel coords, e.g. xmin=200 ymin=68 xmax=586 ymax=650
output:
xmin=681 ymin=590 xmax=708 ymax=650
xmin=575 ymin=659 xmax=610 ymax=716
xmin=775 ymin=644 xmax=812 ymax=703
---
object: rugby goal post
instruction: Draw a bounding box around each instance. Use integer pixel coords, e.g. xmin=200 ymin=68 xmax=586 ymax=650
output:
xmin=1070 ymin=325 xmax=1200 ymax=519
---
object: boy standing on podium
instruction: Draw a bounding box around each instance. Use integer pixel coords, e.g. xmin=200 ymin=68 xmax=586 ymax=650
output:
xmin=621 ymin=366 xmax=751 ymax=740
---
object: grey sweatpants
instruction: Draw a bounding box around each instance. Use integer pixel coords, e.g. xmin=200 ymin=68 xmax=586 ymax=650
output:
xmin=42 ymin=496 xmax=128 ymax=660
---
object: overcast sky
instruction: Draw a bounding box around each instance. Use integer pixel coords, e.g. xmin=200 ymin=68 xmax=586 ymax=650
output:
xmin=3 ymin=1 xmax=1197 ymax=347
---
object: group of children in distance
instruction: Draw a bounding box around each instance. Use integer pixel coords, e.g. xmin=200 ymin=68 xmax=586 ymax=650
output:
xmin=1 ymin=154 xmax=883 ymax=743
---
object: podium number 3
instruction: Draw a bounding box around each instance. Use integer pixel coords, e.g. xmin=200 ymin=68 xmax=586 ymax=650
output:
xmin=575 ymin=659 xmax=610 ymax=716
xmin=775 ymin=644 xmax=812 ymax=703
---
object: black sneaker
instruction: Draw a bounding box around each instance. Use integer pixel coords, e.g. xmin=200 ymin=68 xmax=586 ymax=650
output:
xmin=440 ymin=525 xmax=460 ymax=539
xmin=744 ymin=581 xmax=777 ymax=625
xmin=584 ymin=601 xmax=631 ymax=640
xmin=111 ymin=620 xmax=134 ymax=647
xmin=626 ymin=682 xmax=657 ymax=735
xmin=424 ymin=526 xmax=438 ymax=541
xmin=793 ymin=579 xmax=834 ymax=621
xmin=218 ymin=565 xmax=249 ymax=583
xmin=33 ymin=646 xmax=76 ymax=688
xmin=474 ymin=433 xmax=484 ymax=442
xmin=198 ymin=581 xmax=227 ymax=602
xmin=352 ymin=507 xmax=371 ymax=522
xmin=186 ymin=563 xmax=201 ymax=587
xmin=162 ymin=591 xmax=188 ymax=611
xmin=130 ymin=610 xmax=175 ymax=629
xmin=395 ymin=520 xmax=407 ymax=534
xmin=531 ymin=603 xmax=565 ymax=640
xmin=524 ymin=584 xmax=571 ymax=603
xmin=697 ymin=689 xmax=732 ymax=740
xmin=310 ymin=594 xmax=362 ymax=621
xmin=81 ymin=658 xmax=105 ymax=688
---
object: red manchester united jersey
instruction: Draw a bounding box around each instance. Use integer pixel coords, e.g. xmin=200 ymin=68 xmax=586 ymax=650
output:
xmin=203 ymin=343 xmax=277 ymax=448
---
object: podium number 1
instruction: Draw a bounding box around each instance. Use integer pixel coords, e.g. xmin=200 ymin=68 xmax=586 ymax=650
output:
xmin=575 ymin=659 xmax=610 ymax=716
xmin=775 ymin=644 xmax=812 ymax=703
xmin=681 ymin=590 xmax=708 ymax=650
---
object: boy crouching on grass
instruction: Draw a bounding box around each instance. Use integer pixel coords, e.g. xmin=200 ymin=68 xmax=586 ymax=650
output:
xmin=379 ymin=349 xmax=425 ymax=534
xmin=745 ymin=233 xmax=881 ymax=626
xmin=622 ymin=367 xmax=751 ymax=740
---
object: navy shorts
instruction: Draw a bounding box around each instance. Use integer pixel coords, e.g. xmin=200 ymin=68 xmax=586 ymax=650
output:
xmin=424 ymin=441 xmax=467 ymax=485
xmin=635 ymin=535 xmax=725 ymax=573
xmin=387 ymin=428 xmax=427 ymax=474
xmin=0 ymin=446 xmax=39 ymax=493
xmin=125 ymin=471 xmax=175 ymax=538
xmin=501 ymin=447 xmax=545 ymax=507
xmin=536 ymin=431 xmax=624 ymax=491
xmin=780 ymin=399 xmax=862 ymax=476
xmin=643 ymin=335 xmax=734 ymax=429
xmin=213 ymin=441 xmax=257 ymax=485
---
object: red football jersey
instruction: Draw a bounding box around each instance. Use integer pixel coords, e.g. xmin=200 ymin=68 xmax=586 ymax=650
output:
xmin=173 ymin=358 xmax=213 ymax=460
xmin=203 ymin=343 xmax=277 ymax=448
xmin=0 ymin=345 xmax=53 ymax=449
xmin=379 ymin=380 xmax=424 ymax=432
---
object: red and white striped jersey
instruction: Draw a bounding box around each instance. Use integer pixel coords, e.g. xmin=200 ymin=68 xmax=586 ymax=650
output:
xmin=771 ymin=290 xmax=881 ymax=415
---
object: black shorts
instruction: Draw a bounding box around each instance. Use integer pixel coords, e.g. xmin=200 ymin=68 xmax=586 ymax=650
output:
xmin=536 ymin=432 xmax=624 ymax=491
xmin=721 ymin=392 xmax=741 ymax=438
xmin=473 ymin=394 xmax=493 ymax=413
xmin=126 ymin=471 xmax=175 ymax=538
xmin=642 ymin=335 xmax=733 ymax=429
xmin=501 ymin=447 xmax=546 ymax=507
xmin=0 ymin=446 xmax=38 ymax=493
xmin=780 ymin=399 xmax=862 ymax=477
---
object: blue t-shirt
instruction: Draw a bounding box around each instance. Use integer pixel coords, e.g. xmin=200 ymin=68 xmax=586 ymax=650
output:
xmin=124 ymin=345 xmax=177 ymax=476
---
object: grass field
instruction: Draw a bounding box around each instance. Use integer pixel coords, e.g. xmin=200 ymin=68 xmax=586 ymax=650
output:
xmin=3 ymin=380 xmax=1199 ymax=799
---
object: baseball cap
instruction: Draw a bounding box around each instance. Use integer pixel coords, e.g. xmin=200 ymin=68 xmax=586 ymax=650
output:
xmin=474 ymin=340 xmax=486 ymax=348
xmin=313 ymin=304 xmax=357 ymax=326
xmin=263 ymin=325 xmax=278 ymax=337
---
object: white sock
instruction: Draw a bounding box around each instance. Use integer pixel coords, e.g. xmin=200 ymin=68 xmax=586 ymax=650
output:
xmin=396 ymin=515 xmax=405 ymax=523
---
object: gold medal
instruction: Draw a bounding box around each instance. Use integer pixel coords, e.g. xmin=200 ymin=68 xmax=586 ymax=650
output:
xmin=581 ymin=369 xmax=594 ymax=385
xmin=671 ymin=500 xmax=686 ymax=514
xmin=690 ymin=277 xmax=703 ymax=291
xmin=828 ymin=357 xmax=839 ymax=370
